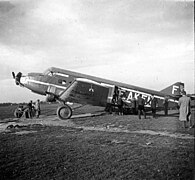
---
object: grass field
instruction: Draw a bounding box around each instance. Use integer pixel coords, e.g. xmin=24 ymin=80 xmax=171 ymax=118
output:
xmin=0 ymin=103 xmax=58 ymax=120
xmin=0 ymin=104 xmax=194 ymax=180
xmin=0 ymin=103 xmax=105 ymax=120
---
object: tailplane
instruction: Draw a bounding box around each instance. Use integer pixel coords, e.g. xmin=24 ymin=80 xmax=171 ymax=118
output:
xmin=160 ymin=82 xmax=185 ymax=97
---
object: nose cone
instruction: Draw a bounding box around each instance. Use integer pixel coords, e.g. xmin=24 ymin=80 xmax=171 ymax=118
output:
xmin=20 ymin=76 xmax=28 ymax=85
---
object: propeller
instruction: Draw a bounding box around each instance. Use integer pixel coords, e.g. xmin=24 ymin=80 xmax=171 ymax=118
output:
xmin=12 ymin=72 xmax=23 ymax=86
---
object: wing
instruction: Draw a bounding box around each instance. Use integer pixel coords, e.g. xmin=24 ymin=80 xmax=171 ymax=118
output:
xmin=59 ymin=78 xmax=109 ymax=107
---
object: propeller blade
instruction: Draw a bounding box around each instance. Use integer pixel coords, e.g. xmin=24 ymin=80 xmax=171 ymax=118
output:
xmin=12 ymin=72 xmax=15 ymax=79
xmin=16 ymin=72 xmax=22 ymax=78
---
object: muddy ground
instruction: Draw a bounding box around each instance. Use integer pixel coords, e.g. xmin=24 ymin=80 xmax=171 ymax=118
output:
xmin=0 ymin=105 xmax=194 ymax=180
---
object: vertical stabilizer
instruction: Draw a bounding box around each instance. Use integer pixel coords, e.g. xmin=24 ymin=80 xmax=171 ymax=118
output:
xmin=160 ymin=82 xmax=185 ymax=97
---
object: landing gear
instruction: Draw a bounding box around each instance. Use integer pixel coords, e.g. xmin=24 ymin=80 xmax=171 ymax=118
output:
xmin=57 ymin=104 xmax=72 ymax=120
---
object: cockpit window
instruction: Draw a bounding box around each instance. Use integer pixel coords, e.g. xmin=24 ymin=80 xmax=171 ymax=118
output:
xmin=43 ymin=69 xmax=53 ymax=76
xmin=48 ymin=72 xmax=53 ymax=76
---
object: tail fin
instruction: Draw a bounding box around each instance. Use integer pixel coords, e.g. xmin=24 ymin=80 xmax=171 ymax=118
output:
xmin=160 ymin=82 xmax=185 ymax=97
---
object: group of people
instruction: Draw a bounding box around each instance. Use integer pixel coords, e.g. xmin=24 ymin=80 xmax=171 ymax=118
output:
xmin=14 ymin=90 xmax=192 ymax=128
xmin=130 ymin=93 xmax=192 ymax=129
xmin=14 ymin=99 xmax=41 ymax=119
xmin=26 ymin=99 xmax=41 ymax=118
xmin=136 ymin=94 xmax=159 ymax=119
xmin=136 ymin=94 xmax=168 ymax=119
xmin=112 ymin=90 xmax=192 ymax=129
xmin=111 ymin=93 xmax=169 ymax=119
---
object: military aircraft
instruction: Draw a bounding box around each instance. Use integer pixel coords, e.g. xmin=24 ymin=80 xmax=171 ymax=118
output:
xmin=12 ymin=67 xmax=185 ymax=119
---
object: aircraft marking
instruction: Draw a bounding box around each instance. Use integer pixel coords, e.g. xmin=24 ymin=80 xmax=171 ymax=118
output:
xmin=172 ymin=85 xmax=180 ymax=95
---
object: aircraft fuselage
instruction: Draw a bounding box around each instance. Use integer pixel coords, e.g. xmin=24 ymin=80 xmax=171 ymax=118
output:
xmin=13 ymin=67 xmax=184 ymax=108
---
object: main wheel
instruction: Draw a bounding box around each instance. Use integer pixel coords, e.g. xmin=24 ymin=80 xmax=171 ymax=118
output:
xmin=57 ymin=105 xmax=72 ymax=120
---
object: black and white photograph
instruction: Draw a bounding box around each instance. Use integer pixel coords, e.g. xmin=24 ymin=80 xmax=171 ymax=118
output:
xmin=0 ymin=0 xmax=194 ymax=179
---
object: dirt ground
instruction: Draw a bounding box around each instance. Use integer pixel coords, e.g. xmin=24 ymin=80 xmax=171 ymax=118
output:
xmin=0 ymin=105 xmax=194 ymax=180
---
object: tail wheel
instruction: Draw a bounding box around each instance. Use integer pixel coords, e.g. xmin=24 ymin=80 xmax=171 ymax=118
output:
xmin=57 ymin=105 xmax=72 ymax=120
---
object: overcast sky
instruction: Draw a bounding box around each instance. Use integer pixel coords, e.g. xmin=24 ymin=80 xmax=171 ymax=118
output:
xmin=0 ymin=0 xmax=194 ymax=103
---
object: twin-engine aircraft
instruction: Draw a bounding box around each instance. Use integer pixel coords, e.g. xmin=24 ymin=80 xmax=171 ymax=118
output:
xmin=12 ymin=67 xmax=185 ymax=119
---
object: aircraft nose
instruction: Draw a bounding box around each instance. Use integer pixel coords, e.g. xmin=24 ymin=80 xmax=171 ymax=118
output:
xmin=20 ymin=75 xmax=29 ymax=85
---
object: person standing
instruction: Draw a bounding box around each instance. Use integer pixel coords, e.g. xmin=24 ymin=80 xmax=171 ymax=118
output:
xmin=131 ymin=97 xmax=137 ymax=115
xmin=178 ymin=91 xmax=191 ymax=128
xmin=148 ymin=94 xmax=158 ymax=118
xmin=137 ymin=94 xmax=146 ymax=119
xmin=113 ymin=86 xmax=119 ymax=102
xmin=35 ymin=99 xmax=41 ymax=118
xmin=27 ymin=100 xmax=33 ymax=118
xmin=117 ymin=94 xmax=124 ymax=115
xmin=163 ymin=96 xmax=169 ymax=116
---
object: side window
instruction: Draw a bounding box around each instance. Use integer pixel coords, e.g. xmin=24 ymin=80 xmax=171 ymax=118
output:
xmin=58 ymin=79 xmax=66 ymax=85
xmin=62 ymin=80 xmax=66 ymax=85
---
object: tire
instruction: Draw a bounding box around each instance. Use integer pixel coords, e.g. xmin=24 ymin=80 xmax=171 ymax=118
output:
xmin=57 ymin=105 xmax=72 ymax=120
